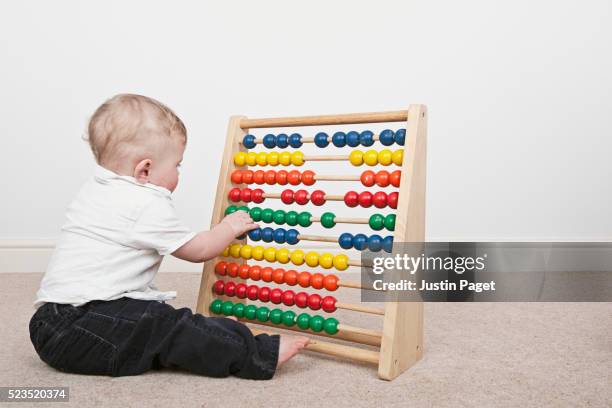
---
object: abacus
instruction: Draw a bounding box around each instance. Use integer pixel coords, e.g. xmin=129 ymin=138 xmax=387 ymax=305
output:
xmin=196 ymin=106 xmax=427 ymax=380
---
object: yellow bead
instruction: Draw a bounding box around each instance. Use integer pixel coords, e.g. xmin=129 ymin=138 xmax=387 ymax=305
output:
xmin=333 ymin=254 xmax=349 ymax=271
xmin=378 ymin=149 xmax=392 ymax=166
xmin=251 ymin=246 xmax=265 ymax=261
xmin=264 ymin=247 xmax=277 ymax=262
xmin=291 ymin=151 xmax=304 ymax=166
xmin=246 ymin=152 xmax=257 ymax=166
xmin=276 ymin=248 xmax=290 ymax=264
xmin=256 ymin=152 xmax=268 ymax=166
xmin=279 ymin=152 xmax=292 ymax=166
xmin=349 ymin=150 xmax=364 ymax=166
xmin=234 ymin=152 xmax=247 ymax=166
xmin=267 ymin=152 xmax=279 ymax=166
xmin=222 ymin=247 xmax=230 ymax=257
xmin=364 ymin=150 xmax=378 ymax=166
xmin=290 ymin=249 xmax=305 ymax=265
xmin=319 ymin=253 xmax=334 ymax=269
xmin=305 ymin=251 xmax=319 ymax=267
xmin=392 ymin=149 xmax=404 ymax=165
xmin=229 ymin=244 xmax=242 ymax=258
xmin=239 ymin=244 xmax=252 ymax=259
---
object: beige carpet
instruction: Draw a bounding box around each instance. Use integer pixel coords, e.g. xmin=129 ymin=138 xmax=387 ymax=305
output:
xmin=1 ymin=273 xmax=610 ymax=408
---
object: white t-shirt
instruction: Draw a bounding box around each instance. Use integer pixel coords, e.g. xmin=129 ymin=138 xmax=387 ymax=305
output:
xmin=35 ymin=165 xmax=196 ymax=308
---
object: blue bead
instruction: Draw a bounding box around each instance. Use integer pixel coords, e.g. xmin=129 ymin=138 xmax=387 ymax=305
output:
xmin=394 ymin=129 xmax=406 ymax=146
xmin=243 ymin=135 xmax=256 ymax=149
xmin=338 ymin=233 xmax=354 ymax=249
xmin=359 ymin=130 xmax=374 ymax=147
xmin=353 ymin=234 xmax=368 ymax=251
xmin=289 ymin=133 xmax=302 ymax=147
xmin=276 ymin=133 xmax=289 ymax=148
xmin=332 ymin=131 xmax=346 ymax=147
xmin=379 ymin=129 xmax=395 ymax=146
xmin=248 ymin=228 xmax=262 ymax=241
xmin=346 ymin=131 xmax=360 ymax=147
xmin=273 ymin=227 xmax=286 ymax=244
xmin=286 ymin=229 xmax=299 ymax=245
xmin=368 ymin=234 xmax=383 ymax=252
xmin=261 ymin=227 xmax=274 ymax=242
xmin=262 ymin=134 xmax=276 ymax=149
xmin=382 ymin=236 xmax=394 ymax=253
xmin=314 ymin=132 xmax=329 ymax=148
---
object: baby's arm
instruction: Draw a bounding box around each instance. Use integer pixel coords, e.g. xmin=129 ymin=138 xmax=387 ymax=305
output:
xmin=172 ymin=211 xmax=258 ymax=263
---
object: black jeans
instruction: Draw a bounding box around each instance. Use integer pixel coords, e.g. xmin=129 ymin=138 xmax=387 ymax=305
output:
xmin=28 ymin=297 xmax=279 ymax=379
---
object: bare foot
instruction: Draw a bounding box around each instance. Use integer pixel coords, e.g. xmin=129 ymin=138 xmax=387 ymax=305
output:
xmin=277 ymin=335 xmax=309 ymax=367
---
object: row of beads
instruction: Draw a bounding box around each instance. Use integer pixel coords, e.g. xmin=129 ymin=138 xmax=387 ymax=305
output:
xmin=209 ymin=300 xmax=339 ymax=334
xmin=213 ymin=280 xmax=338 ymax=313
xmin=243 ymin=133 xmax=303 ymax=149
xmin=230 ymin=169 xmax=401 ymax=188
xmin=233 ymin=149 xmax=404 ymax=167
xmin=222 ymin=244 xmax=350 ymax=270
xmin=242 ymin=129 xmax=405 ymax=149
xmin=214 ymin=262 xmax=339 ymax=291
xmin=348 ymin=149 xmax=403 ymax=166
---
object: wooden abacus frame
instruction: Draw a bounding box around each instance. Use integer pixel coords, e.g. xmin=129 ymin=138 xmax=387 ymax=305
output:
xmin=196 ymin=105 xmax=427 ymax=380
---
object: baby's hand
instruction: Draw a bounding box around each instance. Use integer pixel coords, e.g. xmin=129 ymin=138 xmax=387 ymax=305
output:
xmin=221 ymin=211 xmax=259 ymax=237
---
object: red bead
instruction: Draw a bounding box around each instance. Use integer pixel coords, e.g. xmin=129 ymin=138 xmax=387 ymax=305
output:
xmin=344 ymin=191 xmax=359 ymax=207
xmin=235 ymin=283 xmax=247 ymax=298
xmin=230 ymin=170 xmax=243 ymax=184
xmin=215 ymin=261 xmax=227 ymax=276
xmin=253 ymin=170 xmax=265 ymax=185
xmin=302 ymin=170 xmax=316 ymax=186
xmin=307 ymin=294 xmax=322 ymax=310
xmin=272 ymin=268 xmax=285 ymax=284
xmin=224 ymin=281 xmax=236 ymax=297
xmin=323 ymin=274 xmax=339 ymax=291
xmin=388 ymin=191 xmax=399 ymax=209
xmin=287 ymin=170 xmax=301 ymax=186
xmin=270 ymin=288 xmax=283 ymax=304
xmin=246 ymin=285 xmax=259 ymax=300
xmin=248 ymin=265 xmax=261 ymax=280
xmin=358 ymin=191 xmax=373 ymax=208
xmin=294 ymin=189 xmax=309 ymax=205
xmin=276 ymin=170 xmax=288 ymax=185
xmin=310 ymin=190 xmax=326 ymax=206
xmin=390 ymin=170 xmax=401 ymax=187
xmin=258 ymin=286 xmax=271 ymax=302
xmin=284 ymin=270 xmax=298 ymax=286
xmin=228 ymin=188 xmax=241 ymax=202
xmin=261 ymin=267 xmax=273 ymax=282
xmin=310 ymin=273 xmax=324 ymax=289
xmin=227 ymin=263 xmax=239 ymax=277
xmin=213 ymin=280 xmax=225 ymax=295
xmin=281 ymin=189 xmax=294 ymax=204
xmin=240 ymin=188 xmax=252 ymax=202
xmin=251 ymin=188 xmax=264 ymax=203
xmin=297 ymin=271 xmax=311 ymax=287
xmin=264 ymin=170 xmax=276 ymax=185
xmin=242 ymin=170 xmax=254 ymax=184
xmin=373 ymin=191 xmax=388 ymax=209
xmin=281 ymin=290 xmax=295 ymax=306
xmin=294 ymin=292 xmax=309 ymax=308
xmin=321 ymin=296 xmax=337 ymax=313
xmin=238 ymin=264 xmax=250 ymax=279
xmin=360 ymin=171 xmax=375 ymax=187
xmin=375 ymin=170 xmax=390 ymax=187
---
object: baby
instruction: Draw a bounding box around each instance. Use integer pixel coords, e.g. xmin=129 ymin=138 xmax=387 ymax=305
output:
xmin=29 ymin=94 xmax=308 ymax=379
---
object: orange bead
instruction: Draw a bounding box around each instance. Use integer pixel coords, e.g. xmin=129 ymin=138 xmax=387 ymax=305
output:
xmin=301 ymin=170 xmax=316 ymax=186
xmin=310 ymin=273 xmax=324 ymax=289
xmin=297 ymin=271 xmax=311 ymax=288
xmin=253 ymin=170 xmax=265 ymax=185
xmin=215 ymin=261 xmax=227 ymax=275
xmin=242 ymin=170 xmax=254 ymax=184
xmin=238 ymin=264 xmax=250 ymax=279
xmin=264 ymin=170 xmax=276 ymax=185
xmin=230 ymin=170 xmax=243 ymax=184
xmin=287 ymin=170 xmax=301 ymax=185
xmin=272 ymin=268 xmax=285 ymax=284
xmin=227 ymin=263 xmax=239 ymax=277
xmin=248 ymin=265 xmax=261 ymax=281
xmin=261 ymin=267 xmax=273 ymax=282
xmin=284 ymin=270 xmax=298 ymax=286
xmin=390 ymin=170 xmax=401 ymax=187
xmin=276 ymin=170 xmax=288 ymax=185
xmin=375 ymin=170 xmax=390 ymax=187
xmin=323 ymin=274 xmax=339 ymax=291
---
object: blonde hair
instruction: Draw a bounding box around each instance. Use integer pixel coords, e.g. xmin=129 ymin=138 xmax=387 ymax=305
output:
xmin=85 ymin=94 xmax=187 ymax=167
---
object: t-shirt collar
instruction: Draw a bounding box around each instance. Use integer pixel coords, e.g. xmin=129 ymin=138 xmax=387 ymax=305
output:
xmin=94 ymin=164 xmax=172 ymax=196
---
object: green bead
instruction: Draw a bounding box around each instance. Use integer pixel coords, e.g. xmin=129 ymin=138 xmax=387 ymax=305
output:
xmin=232 ymin=303 xmax=246 ymax=318
xmin=309 ymin=315 xmax=325 ymax=332
xmin=285 ymin=211 xmax=298 ymax=226
xmin=238 ymin=205 xmax=250 ymax=213
xmin=225 ymin=205 xmax=238 ymax=215
xmin=261 ymin=208 xmax=274 ymax=223
xmin=256 ymin=306 xmax=270 ymax=322
xmin=269 ymin=309 xmax=283 ymax=324
xmin=369 ymin=214 xmax=384 ymax=231
xmin=273 ymin=210 xmax=286 ymax=225
xmin=384 ymin=214 xmax=396 ymax=231
xmin=244 ymin=305 xmax=258 ymax=320
xmin=210 ymin=299 xmax=223 ymax=314
xmin=320 ymin=212 xmax=336 ymax=228
xmin=297 ymin=211 xmax=312 ymax=227
xmin=221 ymin=301 xmax=234 ymax=316
xmin=296 ymin=313 xmax=311 ymax=330
xmin=323 ymin=318 xmax=339 ymax=335
xmin=281 ymin=310 xmax=296 ymax=327
xmin=250 ymin=207 xmax=262 ymax=222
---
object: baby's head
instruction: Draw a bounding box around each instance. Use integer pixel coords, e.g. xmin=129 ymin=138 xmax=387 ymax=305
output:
xmin=86 ymin=94 xmax=186 ymax=192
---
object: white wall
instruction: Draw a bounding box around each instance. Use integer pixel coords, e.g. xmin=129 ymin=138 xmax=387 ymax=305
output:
xmin=1 ymin=0 xmax=611 ymax=246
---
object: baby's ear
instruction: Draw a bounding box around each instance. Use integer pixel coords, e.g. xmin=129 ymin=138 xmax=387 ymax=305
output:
xmin=133 ymin=159 xmax=152 ymax=184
